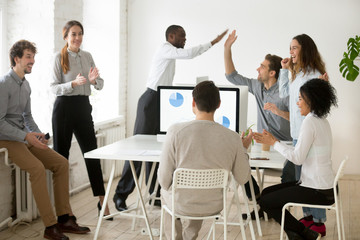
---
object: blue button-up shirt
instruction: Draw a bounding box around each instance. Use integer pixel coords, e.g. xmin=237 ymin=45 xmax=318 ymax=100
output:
xmin=226 ymin=70 xmax=292 ymax=141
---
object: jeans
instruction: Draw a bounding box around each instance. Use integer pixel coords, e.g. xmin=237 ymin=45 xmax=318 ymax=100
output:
xmin=293 ymin=139 xmax=327 ymax=223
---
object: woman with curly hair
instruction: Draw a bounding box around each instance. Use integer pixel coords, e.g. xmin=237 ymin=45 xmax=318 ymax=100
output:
xmin=253 ymin=79 xmax=337 ymax=240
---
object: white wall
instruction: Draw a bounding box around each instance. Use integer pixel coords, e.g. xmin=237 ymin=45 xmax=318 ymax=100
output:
xmin=127 ymin=0 xmax=360 ymax=174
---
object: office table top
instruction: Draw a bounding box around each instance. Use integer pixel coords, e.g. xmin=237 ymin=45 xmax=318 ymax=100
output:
xmin=85 ymin=134 xmax=286 ymax=169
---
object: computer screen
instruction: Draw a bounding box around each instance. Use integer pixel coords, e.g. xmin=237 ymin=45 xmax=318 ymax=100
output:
xmin=158 ymin=86 xmax=240 ymax=134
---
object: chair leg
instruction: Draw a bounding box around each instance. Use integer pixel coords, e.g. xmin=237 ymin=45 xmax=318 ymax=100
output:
xmin=172 ymin=214 xmax=175 ymax=240
xmin=339 ymin=197 xmax=346 ymax=240
xmin=280 ymin=205 xmax=287 ymax=240
xmin=335 ymin=203 xmax=342 ymax=240
xmin=159 ymin=207 xmax=164 ymax=240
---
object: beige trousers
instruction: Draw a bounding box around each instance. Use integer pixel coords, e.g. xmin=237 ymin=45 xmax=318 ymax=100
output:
xmin=161 ymin=192 xmax=203 ymax=240
xmin=0 ymin=140 xmax=72 ymax=227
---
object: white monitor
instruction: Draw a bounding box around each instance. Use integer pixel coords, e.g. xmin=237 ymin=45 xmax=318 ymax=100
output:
xmin=158 ymin=85 xmax=240 ymax=134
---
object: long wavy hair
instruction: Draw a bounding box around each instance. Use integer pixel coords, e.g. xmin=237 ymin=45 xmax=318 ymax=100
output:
xmin=289 ymin=34 xmax=326 ymax=81
xmin=60 ymin=20 xmax=84 ymax=74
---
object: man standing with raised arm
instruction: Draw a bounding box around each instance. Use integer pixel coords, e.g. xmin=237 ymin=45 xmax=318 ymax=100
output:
xmin=224 ymin=30 xmax=294 ymax=218
xmin=113 ymin=25 xmax=228 ymax=211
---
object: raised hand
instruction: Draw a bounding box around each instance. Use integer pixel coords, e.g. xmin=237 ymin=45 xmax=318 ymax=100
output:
xmin=264 ymin=102 xmax=279 ymax=115
xmin=224 ymin=30 xmax=238 ymax=49
xmin=281 ymin=58 xmax=291 ymax=69
xmin=72 ymin=73 xmax=87 ymax=87
xmin=253 ymin=129 xmax=278 ymax=146
xmin=241 ymin=129 xmax=253 ymax=149
xmin=319 ymin=72 xmax=329 ymax=81
xmin=211 ymin=29 xmax=229 ymax=45
xmin=88 ymin=67 xmax=100 ymax=85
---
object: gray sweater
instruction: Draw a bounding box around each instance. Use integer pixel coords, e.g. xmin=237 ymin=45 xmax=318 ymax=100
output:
xmin=158 ymin=120 xmax=250 ymax=216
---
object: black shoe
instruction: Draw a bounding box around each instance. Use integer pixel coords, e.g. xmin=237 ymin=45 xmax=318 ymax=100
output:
xmin=285 ymin=229 xmax=305 ymax=240
xmin=97 ymin=201 xmax=114 ymax=221
xmin=300 ymin=227 xmax=321 ymax=240
xmin=242 ymin=209 xmax=264 ymax=220
xmin=149 ymin=199 xmax=161 ymax=207
xmin=57 ymin=217 xmax=90 ymax=234
xmin=113 ymin=194 xmax=127 ymax=211
xmin=44 ymin=224 xmax=69 ymax=240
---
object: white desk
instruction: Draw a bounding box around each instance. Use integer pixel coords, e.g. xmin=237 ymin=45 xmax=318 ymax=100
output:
xmin=85 ymin=135 xmax=286 ymax=239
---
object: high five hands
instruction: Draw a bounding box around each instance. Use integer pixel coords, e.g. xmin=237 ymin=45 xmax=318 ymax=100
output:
xmin=211 ymin=29 xmax=229 ymax=45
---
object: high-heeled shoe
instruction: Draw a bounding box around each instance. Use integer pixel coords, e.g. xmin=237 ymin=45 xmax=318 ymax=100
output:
xmin=97 ymin=201 xmax=113 ymax=221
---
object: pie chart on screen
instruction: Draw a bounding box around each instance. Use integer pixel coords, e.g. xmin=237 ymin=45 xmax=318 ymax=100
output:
xmin=219 ymin=116 xmax=230 ymax=128
xmin=169 ymin=92 xmax=184 ymax=107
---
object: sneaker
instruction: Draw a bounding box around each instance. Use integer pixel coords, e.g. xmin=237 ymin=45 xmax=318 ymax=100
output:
xmin=310 ymin=223 xmax=326 ymax=237
xmin=299 ymin=217 xmax=314 ymax=228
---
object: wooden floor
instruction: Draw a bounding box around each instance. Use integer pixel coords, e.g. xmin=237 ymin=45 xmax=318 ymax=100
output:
xmin=0 ymin=175 xmax=359 ymax=240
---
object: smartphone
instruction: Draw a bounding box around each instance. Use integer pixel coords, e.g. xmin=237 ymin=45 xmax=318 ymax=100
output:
xmin=44 ymin=133 xmax=50 ymax=140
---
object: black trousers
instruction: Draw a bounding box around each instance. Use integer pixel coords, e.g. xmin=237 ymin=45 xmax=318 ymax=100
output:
xmin=259 ymin=181 xmax=334 ymax=234
xmin=52 ymin=96 xmax=105 ymax=196
xmin=244 ymin=161 xmax=296 ymax=199
xmin=115 ymin=88 xmax=160 ymax=200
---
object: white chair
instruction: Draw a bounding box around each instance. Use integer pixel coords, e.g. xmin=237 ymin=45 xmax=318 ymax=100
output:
xmin=280 ymin=157 xmax=348 ymax=240
xmin=223 ymin=175 xmax=256 ymax=240
xmin=159 ymin=168 xmax=229 ymax=240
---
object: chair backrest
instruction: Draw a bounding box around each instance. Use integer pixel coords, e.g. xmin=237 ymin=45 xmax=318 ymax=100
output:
xmin=173 ymin=168 xmax=229 ymax=190
xmin=333 ymin=156 xmax=348 ymax=188
xmin=333 ymin=156 xmax=348 ymax=196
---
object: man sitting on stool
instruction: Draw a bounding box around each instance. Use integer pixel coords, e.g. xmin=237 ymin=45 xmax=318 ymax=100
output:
xmin=0 ymin=40 xmax=90 ymax=240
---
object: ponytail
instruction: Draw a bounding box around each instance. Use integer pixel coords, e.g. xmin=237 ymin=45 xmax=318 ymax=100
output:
xmin=61 ymin=43 xmax=69 ymax=74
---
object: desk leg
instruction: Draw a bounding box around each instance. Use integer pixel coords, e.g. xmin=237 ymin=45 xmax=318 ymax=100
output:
xmin=94 ymin=160 xmax=116 ymax=240
xmin=129 ymin=161 xmax=154 ymax=240
xmin=132 ymin=162 xmax=146 ymax=230
xmin=249 ymin=178 xmax=262 ymax=236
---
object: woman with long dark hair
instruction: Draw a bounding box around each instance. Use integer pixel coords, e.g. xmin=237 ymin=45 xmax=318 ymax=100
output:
xmin=278 ymin=34 xmax=328 ymax=235
xmin=50 ymin=20 xmax=111 ymax=219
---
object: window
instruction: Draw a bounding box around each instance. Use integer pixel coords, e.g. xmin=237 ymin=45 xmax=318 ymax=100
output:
xmin=0 ymin=0 xmax=7 ymax=74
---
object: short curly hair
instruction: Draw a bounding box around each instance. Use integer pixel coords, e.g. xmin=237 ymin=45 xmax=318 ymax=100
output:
xmin=9 ymin=40 xmax=37 ymax=67
xmin=300 ymin=78 xmax=337 ymax=118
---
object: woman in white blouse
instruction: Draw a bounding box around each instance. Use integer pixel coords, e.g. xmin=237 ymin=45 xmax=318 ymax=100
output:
xmin=50 ymin=20 xmax=111 ymax=218
xmin=253 ymin=78 xmax=337 ymax=240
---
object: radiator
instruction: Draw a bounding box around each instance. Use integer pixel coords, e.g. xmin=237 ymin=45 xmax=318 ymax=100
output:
xmin=94 ymin=116 xmax=126 ymax=181
xmin=1 ymin=148 xmax=53 ymax=227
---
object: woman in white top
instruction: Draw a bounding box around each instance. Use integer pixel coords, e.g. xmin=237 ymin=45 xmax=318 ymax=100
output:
xmin=278 ymin=34 xmax=329 ymax=235
xmin=254 ymin=79 xmax=337 ymax=240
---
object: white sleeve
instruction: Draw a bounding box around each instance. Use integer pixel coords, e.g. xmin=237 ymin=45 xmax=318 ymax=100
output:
xmin=274 ymin=117 xmax=314 ymax=165
xmin=161 ymin=42 xmax=212 ymax=60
